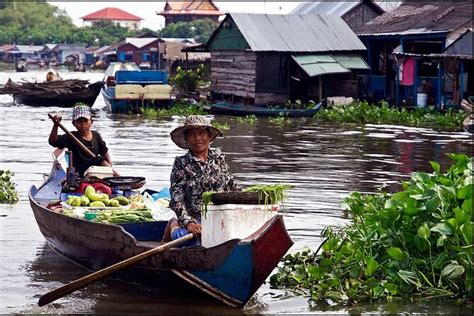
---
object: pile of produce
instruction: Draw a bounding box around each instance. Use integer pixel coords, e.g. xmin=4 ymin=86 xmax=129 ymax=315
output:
xmin=65 ymin=186 xmax=129 ymax=208
xmin=60 ymin=185 xmax=154 ymax=224
xmin=270 ymin=153 xmax=472 ymax=305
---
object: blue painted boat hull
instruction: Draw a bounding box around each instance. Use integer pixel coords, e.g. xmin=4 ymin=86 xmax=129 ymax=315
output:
xmin=29 ymin=161 xmax=293 ymax=307
xmin=210 ymin=101 xmax=322 ymax=117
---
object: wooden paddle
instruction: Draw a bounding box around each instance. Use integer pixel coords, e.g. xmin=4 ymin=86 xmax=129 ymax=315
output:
xmin=38 ymin=233 xmax=194 ymax=307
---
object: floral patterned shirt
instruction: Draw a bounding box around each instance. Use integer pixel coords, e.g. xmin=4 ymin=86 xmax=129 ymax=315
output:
xmin=170 ymin=148 xmax=240 ymax=227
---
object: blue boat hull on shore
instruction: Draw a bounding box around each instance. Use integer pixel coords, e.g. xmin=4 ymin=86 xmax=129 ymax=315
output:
xmin=209 ymin=101 xmax=321 ymax=117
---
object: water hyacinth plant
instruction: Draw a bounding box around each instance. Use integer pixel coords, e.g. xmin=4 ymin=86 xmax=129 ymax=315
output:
xmin=140 ymin=101 xmax=206 ymax=118
xmin=314 ymin=101 xmax=465 ymax=130
xmin=236 ymin=115 xmax=257 ymax=124
xmin=270 ymin=153 xmax=473 ymax=305
xmin=0 ymin=170 xmax=19 ymax=204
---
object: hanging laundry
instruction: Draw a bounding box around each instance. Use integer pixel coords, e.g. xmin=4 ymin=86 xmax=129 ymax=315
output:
xmin=400 ymin=57 xmax=415 ymax=86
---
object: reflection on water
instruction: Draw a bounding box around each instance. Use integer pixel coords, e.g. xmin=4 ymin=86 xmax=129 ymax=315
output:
xmin=0 ymin=71 xmax=472 ymax=314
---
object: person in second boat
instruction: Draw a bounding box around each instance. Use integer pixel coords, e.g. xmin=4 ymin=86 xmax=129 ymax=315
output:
xmin=48 ymin=105 xmax=114 ymax=176
xmin=165 ymin=115 xmax=240 ymax=245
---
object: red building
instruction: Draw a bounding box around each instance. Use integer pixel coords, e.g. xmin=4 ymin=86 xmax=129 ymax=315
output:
xmin=81 ymin=7 xmax=142 ymax=30
xmin=158 ymin=0 xmax=223 ymax=26
xmin=116 ymin=38 xmax=165 ymax=69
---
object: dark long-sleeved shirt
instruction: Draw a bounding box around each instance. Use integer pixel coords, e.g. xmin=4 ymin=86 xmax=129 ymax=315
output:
xmin=169 ymin=148 xmax=240 ymax=227
xmin=50 ymin=131 xmax=108 ymax=176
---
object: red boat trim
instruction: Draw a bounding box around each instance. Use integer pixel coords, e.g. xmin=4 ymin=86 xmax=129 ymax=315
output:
xmin=171 ymin=269 xmax=243 ymax=307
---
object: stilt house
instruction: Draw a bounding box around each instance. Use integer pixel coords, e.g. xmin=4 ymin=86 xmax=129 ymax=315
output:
xmin=353 ymin=1 xmax=472 ymax=107
xmin=185 ymin=13 xmax=369 ymax=104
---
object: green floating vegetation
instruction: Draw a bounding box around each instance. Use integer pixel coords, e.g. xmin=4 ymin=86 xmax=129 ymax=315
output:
xmin=140 ymin=101 xmax=206 ymax=118
xmin=0 ymin=170 xmax=19 ymax=204
xmin=314 ymin=101 xmax=465 ymax=130
xmin=236 ymin=115 xmax=257 ymax=124
xmin=212 ymin=122 xmax=230 ymax=130
xmin=243 ymin=183 xmax=293 ymax=205
xmin=270 ymin=153 xmax=473 ymax=305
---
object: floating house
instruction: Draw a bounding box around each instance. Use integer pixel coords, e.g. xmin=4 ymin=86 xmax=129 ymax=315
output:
xmin=81 ymin=7 xmax=142 ymax=30
xmin=116 ymin=38 xmax=164 ymax=69
xmin=291 ymin=0 xmax=385 ymax=30
xmin=162 ymin=40 xmax=210 ymax=75
xmin=185 ymin=13 xmax=369 ymax=104
xmin=158 ymin=0 xmax=223 ymax=26
xmin=353 ymin=1 xmax=472 ymax=107
xmin=52 ymin=44 xmax=87 ymax=64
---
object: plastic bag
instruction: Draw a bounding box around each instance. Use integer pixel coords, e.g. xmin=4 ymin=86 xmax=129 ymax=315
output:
xmin=142 ymin=191 xmax=176 ymax=221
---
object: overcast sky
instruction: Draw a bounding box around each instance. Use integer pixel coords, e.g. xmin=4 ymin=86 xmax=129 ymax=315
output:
xmin=48 ymin=1 xmax=301 ymax=30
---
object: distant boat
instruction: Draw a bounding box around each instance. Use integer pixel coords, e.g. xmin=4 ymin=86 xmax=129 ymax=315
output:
xmin=209 ymin=101 xmax=321 ymax=117
xmin=0 ymin=78 xmax=103 ymax=107
xmin=101 ymin=62 xmax=173 ymax=113
xmin=15 ymin=58 xmax=27 ymax=72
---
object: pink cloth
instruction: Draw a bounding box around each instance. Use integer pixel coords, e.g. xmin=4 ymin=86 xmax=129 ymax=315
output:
xmin=400 ymin=58 xmax=415 ymax=86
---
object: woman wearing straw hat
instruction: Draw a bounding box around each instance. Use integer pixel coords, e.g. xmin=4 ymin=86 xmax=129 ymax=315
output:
xmin=165 ymin=115 xmax=240 ymax=245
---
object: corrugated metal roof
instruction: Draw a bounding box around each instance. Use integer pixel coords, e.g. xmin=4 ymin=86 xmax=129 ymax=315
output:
xmin=333 ymin=54 xmax=370 ymax=69
xmin=230 ymin=13 xmax=366 ymax=52
xmin=292 ymin=53 xmax=369 ymax=77
xmin=291 ymin=2 xmax=358 ymax=16
xmin=354 ymin=2 xmax=472 ymax=35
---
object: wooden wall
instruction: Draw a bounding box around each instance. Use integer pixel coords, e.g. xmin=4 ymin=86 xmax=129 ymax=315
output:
xmin=210 ymin=50 xmax=256 ymax=98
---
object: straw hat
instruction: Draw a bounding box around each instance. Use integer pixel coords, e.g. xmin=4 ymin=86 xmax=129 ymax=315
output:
xmin=170 ymin=115 xmax=222 ymax=149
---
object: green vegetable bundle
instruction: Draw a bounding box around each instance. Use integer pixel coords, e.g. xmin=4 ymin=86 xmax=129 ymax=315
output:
xmin=95 ymin=208 xmax=154 ymax=224
xmin=243 ymin=183 xmax=293 ymax=205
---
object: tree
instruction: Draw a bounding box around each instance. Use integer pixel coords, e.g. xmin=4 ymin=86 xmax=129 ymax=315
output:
xmin=0 ymin=1 xmax=139 ymax=45
xmin=160 ymin=19 xmax=219 ymax=43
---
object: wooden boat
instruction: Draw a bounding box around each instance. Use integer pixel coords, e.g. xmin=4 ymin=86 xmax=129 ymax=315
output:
xmin=0 ymin=78 xmax=103 ymax=107
xmin=101 ymin=67 xmax=173 ymax=113
xmin=209 ymin=101 xmax=322 ymax=117
xmin=28 ymin=159 xmax=293 ymax=307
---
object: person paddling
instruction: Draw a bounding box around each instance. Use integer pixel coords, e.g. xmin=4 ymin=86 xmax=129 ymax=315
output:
xmin=49 ymin=105 xmax=114 ymax=177
xmin=164 ymin=115 xmax=240 ymax=245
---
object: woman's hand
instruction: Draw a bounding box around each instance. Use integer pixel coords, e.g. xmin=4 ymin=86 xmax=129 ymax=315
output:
xmin=186 ymin=222 xmax=202 ymax=236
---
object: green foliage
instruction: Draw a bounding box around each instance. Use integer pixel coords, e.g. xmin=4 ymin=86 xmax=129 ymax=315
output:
xmin=315 ymin=101 xmax=465 ymax=131
xmin=236 ymin=115 xmax=257 ymax=124
xmin=170 ymin=64 xmax=209 ymax=93
xmin=140 ymin=101 xmax=206 ymax=118
xmin=0 ymin=2 xmax=138 ymax=45
xmin=160 ymin=19 xmax=218 ymax=43
xmin=271 ymin=154 xmax=473 ymax=305
xmin=212 ymin=121 xmax=230 ymax=131
xmin=0 ymin=170 xmax=18 ymax=204
xmin=269 ymin=115 xmax=293 ymax=125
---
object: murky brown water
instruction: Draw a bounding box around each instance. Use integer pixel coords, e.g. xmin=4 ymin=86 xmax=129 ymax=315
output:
xmin=0 ymin=70 xmax=472 ymax=314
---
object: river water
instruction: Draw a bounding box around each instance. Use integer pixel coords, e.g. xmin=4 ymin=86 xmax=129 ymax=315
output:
xmin=0 ymin=70 xmax=472 ymax=314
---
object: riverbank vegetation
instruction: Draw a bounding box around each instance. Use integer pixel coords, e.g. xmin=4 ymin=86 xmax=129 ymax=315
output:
xmin=140 ymin=101 xmax=206 ymax=118
xmin=0 ymin=170 xmax=18 ymax=204
xmin=271 ymin=153 xmax=472 ymax=305
xmin=314 ymin=101 xmax=465 ymax=130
